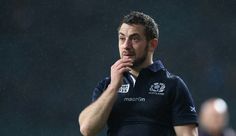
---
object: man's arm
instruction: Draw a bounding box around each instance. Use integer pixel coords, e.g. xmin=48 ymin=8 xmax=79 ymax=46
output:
xmin=79 ymin=58 xmax=133 ymax=136
xmin=79 ymin=85 xmax=118 ymax=136
xmin=174 ymin=124 xmax=198 ymax=136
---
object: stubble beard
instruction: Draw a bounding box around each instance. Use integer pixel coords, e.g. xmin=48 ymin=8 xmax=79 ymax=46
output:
xmin=131 ymin=44 xmax=149 ymax=69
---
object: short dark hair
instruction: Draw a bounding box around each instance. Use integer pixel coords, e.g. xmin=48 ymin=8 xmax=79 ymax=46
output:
xmin=118 ymin=11 xmax=159 ymax=41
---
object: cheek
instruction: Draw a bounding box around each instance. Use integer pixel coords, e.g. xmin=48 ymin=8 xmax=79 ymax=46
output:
xmin=134 ymin=45 xmax=148 ymax=55
xmin=119 ymin=50 xmax=122 ymax=57
xmin=118 ymin=43 xmax=121 ymax=49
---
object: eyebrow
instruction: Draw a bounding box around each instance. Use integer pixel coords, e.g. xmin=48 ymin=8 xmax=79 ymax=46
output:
xmin=118 ymin=32 xmax=141 ymax=38
xmin=118 ymin=32 xmax=125 ymax=36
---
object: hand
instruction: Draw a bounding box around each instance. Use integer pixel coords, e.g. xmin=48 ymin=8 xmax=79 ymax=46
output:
xmin=109 ymin=57 xmax=133 ymax=90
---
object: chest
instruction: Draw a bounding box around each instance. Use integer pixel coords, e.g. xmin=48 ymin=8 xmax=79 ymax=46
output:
xmin=112 ymin=74 xmax=173 ymax=118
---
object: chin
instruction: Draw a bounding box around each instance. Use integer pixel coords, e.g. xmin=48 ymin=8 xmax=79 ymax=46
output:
xmin=122 ymin=55 xmax=135 ymax=59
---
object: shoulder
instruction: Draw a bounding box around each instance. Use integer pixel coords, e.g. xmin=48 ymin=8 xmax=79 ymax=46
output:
xmin=159 ymin=70 xmax=192 ymax=100
xmin=91 ymin=77 xmax=110 ymax=102
xmin=159 ymin=69 xmax=187 ymax=87
xmin=97 ymin=77 xmax=111 ymax=89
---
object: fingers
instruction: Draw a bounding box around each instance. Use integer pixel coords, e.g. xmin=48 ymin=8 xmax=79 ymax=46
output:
xmin=116 ymin=61 xmax=133 ymax=70
xmin=113 ymin=58 xmax=133 ymax=67
xmin=109 ymin=58 xmax=133 ymax=88
xmin=112 ymin=58 xmax=133 ymax=71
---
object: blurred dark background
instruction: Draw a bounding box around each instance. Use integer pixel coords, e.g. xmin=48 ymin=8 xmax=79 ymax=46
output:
xmin=0 ymin=0 xmax=235 ymax=135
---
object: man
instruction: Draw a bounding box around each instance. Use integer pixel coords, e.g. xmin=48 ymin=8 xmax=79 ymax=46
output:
xmin=199 ymin=98 xmax=236 ymax=136
xmin=79 ymin=11 xmax=198 ymax=136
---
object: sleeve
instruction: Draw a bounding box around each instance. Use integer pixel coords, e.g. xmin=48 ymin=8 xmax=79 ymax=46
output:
xmin=170 ymin=76 xmax=198 ymax=126
xmin=91 ymin=77 xmax=110 ymax=102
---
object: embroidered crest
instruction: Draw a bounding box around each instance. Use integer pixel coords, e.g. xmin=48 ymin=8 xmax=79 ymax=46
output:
xmin=118 ymin=84 xmax=130 ymax=93
xmin=149 ymin=82 xmax=165 ymax=95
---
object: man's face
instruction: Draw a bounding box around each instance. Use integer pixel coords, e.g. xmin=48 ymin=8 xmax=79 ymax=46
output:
xmin=118 ymin=23 xmax=149 ymax=68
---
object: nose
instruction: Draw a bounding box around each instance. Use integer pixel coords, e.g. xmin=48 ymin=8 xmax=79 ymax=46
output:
xmin=123 ymin=39 xmax=132 ymax=49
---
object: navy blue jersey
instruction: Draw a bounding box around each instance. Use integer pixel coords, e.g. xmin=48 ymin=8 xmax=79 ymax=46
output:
xmin=92 ymin=60 xmax=198 ymax=136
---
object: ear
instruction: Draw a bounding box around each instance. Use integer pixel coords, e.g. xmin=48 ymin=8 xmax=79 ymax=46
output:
xmin=148 ymin=38 xmax=158 ymax=52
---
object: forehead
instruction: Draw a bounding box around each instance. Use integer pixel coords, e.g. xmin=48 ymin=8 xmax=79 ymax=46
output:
xmin=119 ymin=23 xmax=145 ymax=36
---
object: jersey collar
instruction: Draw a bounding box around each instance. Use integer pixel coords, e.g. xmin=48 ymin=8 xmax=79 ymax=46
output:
xmin=124 ymin=60 xmax=165 ymax=77
xmin=146 ymin=60 xmax=165 ymax=72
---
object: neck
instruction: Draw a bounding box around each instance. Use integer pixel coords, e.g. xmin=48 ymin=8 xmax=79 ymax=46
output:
xmin=130 ymin=59 xmax=153 ymax=78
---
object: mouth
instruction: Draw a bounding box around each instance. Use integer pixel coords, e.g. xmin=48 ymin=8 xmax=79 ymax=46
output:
xmin=122 ymin=51 xmax=134 ymax=57
xmin=122 ymin=54 xmax=134 ymax=59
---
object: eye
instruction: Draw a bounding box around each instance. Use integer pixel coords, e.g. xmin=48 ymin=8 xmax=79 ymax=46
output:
xmin=119 ymin=37 xmax=125 ymax=42
xmin=132 ymin=36 xmax=140 ymax=42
